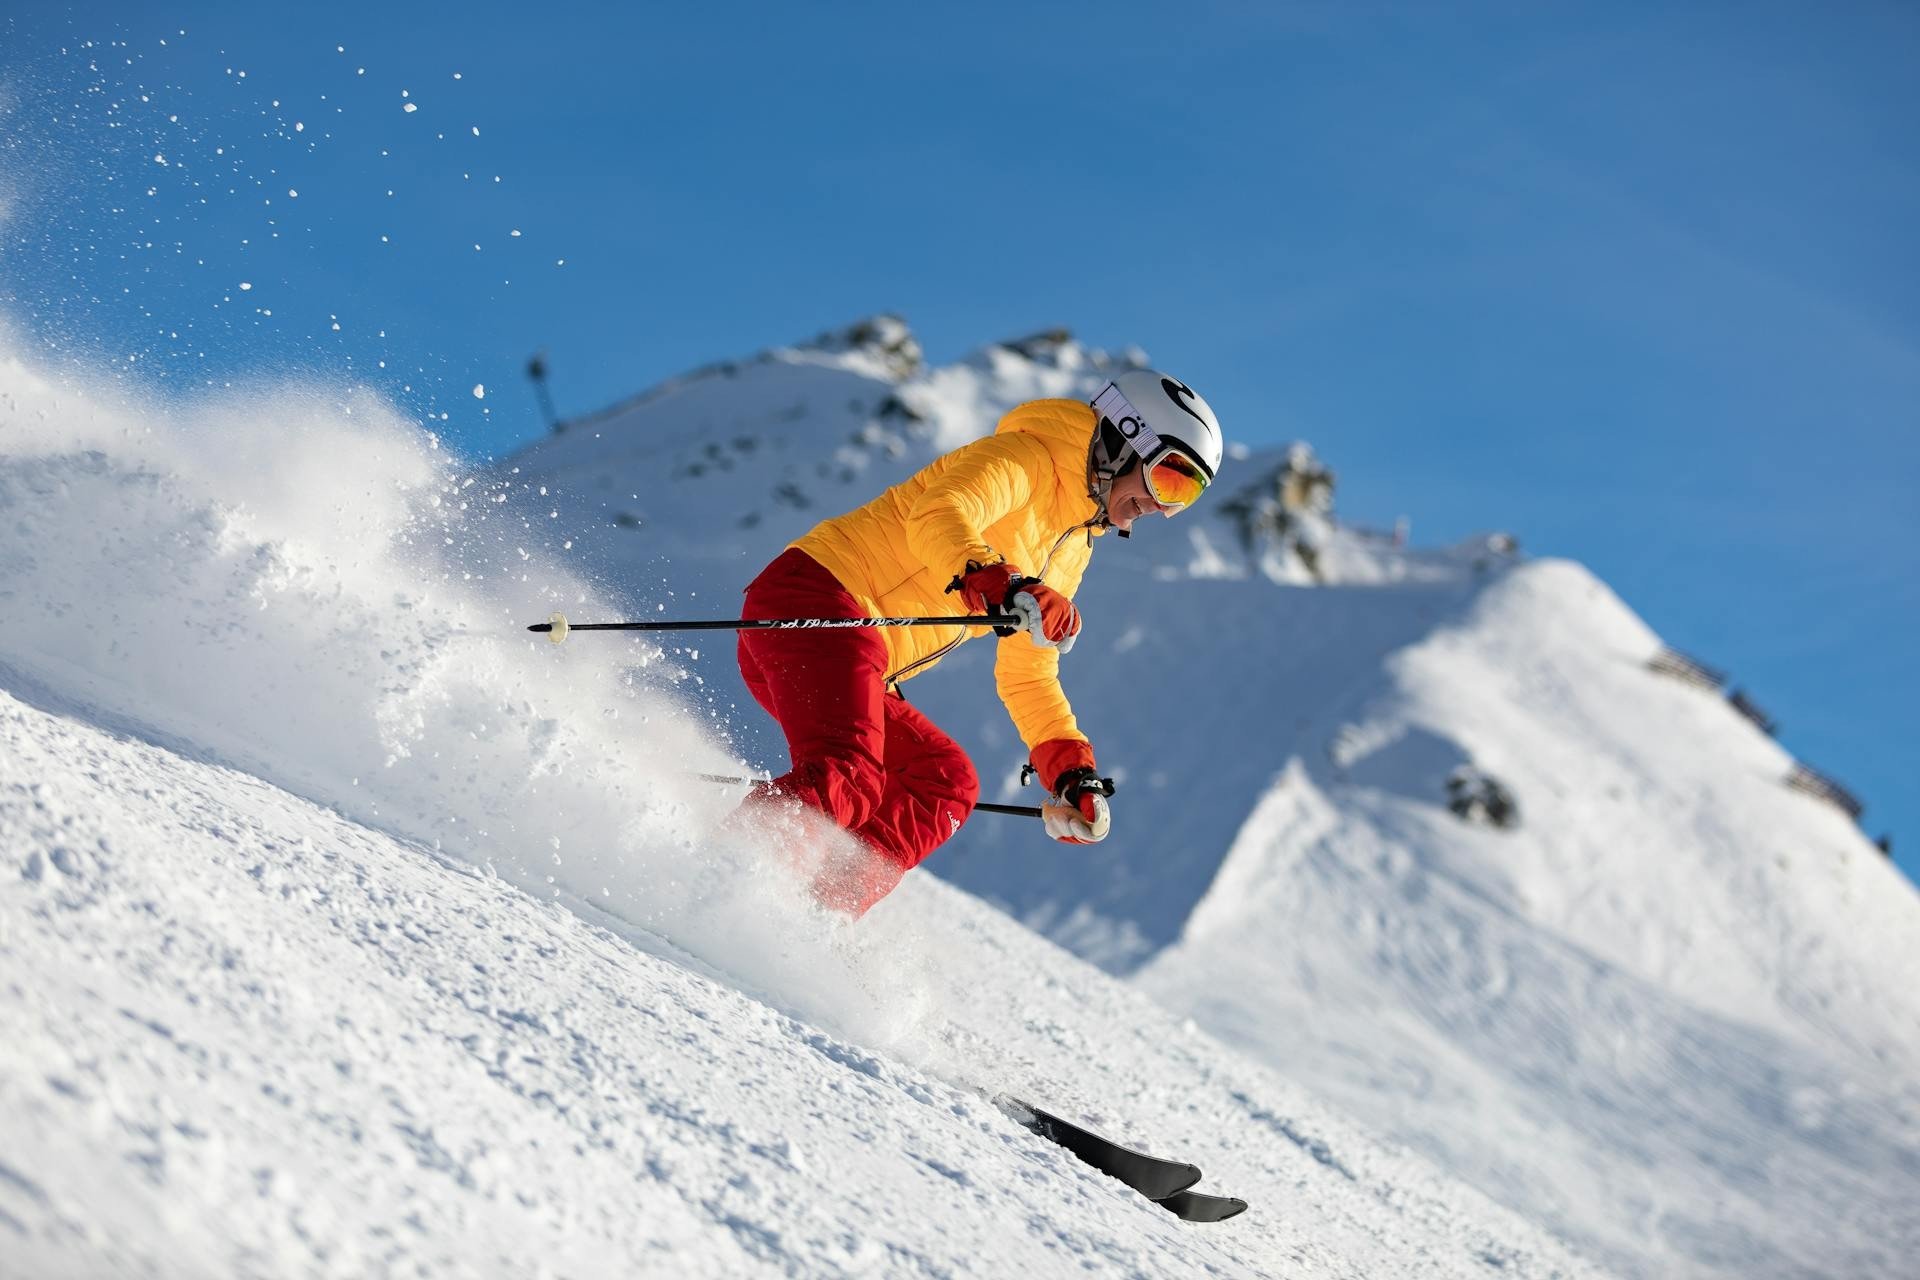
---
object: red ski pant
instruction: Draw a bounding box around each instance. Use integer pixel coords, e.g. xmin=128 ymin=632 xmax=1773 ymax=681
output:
xmin=736 ymin=548 xmax=979 ymax=889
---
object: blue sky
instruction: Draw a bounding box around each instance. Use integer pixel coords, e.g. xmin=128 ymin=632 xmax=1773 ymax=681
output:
xmin=4 ymin=1 xmax=1916 ymax=874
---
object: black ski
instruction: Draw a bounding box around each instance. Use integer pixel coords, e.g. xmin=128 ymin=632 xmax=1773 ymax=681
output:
xmin=1001 ymin=1097 xmax=1201 ymax=1201
xmin=1157 ymin=1188 xmax=1249 ymax=1222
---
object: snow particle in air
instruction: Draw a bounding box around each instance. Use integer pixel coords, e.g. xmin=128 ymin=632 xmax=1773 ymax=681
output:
xmin=472 ymin=384 xmax=485 ymax=400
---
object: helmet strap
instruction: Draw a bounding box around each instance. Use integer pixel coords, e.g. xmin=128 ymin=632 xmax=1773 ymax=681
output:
xmin=1086 ymin=430 xmax=1116 ymax=521
xmin=1085 ymin=423 xmax=1136 ymax=538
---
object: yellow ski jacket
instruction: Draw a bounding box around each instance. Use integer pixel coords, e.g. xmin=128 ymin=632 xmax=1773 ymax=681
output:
xmin=790 ymin=398 xmax=1106 ymax=752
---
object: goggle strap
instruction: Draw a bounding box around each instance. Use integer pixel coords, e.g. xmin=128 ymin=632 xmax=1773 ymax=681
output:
xmin=1091 ymin=383 xmax=1169 ymax=463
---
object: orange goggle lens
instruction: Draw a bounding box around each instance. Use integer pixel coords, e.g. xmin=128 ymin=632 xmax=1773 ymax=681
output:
xmin=1145 ymin=450 xmax=1210 ymax=511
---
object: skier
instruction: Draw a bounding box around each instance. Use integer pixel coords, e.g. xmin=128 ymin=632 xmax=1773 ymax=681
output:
xmin=733 ymin=370 xmax=1224 ymax=914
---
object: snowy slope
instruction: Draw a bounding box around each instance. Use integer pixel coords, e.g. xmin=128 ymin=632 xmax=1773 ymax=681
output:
xmin=2 ymin=682 xmax=1600 ymax=1278
xmin=498 ymin=319 xmax=1920 ymax=1277
xmin=0 ymin=343 xmax=1602 ymax=1276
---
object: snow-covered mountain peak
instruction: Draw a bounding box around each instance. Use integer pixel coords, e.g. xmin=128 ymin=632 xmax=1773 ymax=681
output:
xmin=788 ymin=311 xmax=925 ymax=380
xmin=4 ymin=320 xmax=1914 ymax=1277
xmin=1142 ymin=553 xmax=1920 ymax=1276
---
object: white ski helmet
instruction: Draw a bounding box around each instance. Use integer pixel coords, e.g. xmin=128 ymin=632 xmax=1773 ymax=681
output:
xmin=1088 ymin=369 xmax=1224 ymax=505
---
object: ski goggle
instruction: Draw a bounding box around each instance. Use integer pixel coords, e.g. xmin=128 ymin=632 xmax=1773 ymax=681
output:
xmin=1143 ymin=448 xmax=1211 ymax=512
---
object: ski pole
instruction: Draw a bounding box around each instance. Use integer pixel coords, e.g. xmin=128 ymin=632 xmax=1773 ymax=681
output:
xmin=698 ymin=773 xmax=1042 ymax=820
xmin=529 ymin=610 xmax=1007 ymax=643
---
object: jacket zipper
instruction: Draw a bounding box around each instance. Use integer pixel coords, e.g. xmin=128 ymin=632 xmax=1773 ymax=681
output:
xmin=1037 ymin=515 xmax=1102 ymax=579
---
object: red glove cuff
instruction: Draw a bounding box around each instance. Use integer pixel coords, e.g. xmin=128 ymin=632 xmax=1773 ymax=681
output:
xmin=1016 ymin=581 xmax=1082 ymax=645
xmin=1031 ymin=738 xmax=1096 ymax=795
xmin=955 ymin=560 xmax=1023 ymax=615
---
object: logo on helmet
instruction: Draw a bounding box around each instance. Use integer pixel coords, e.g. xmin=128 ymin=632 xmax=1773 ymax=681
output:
xmin=1161 ymin=377 xmax=1208 ymax=428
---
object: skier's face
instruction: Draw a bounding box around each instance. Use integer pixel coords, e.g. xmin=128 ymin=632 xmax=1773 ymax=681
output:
xmin=1106 ymin=463 xmax=1174 ymax=532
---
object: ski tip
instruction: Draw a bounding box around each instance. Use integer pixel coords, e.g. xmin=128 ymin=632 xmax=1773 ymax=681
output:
xmin=1156 ymin=1189 xmax=1249 ymax=1223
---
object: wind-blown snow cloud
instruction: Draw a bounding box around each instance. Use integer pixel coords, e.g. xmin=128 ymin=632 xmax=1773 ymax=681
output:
xmin=0 ymin=340 xmax=937 ymax=1056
